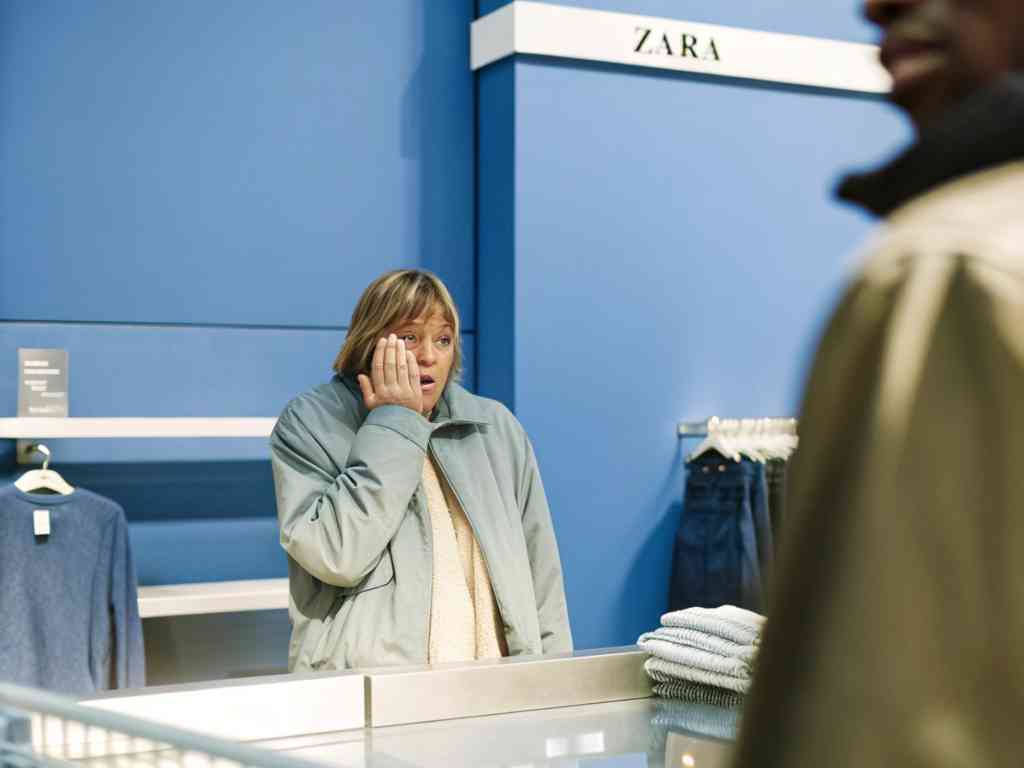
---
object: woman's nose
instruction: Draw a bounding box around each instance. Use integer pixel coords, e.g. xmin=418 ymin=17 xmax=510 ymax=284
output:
xmin=418 ymin=342 xmax=436 ymax=366
xmin=863 ymin=0 xmax=923 ymax=26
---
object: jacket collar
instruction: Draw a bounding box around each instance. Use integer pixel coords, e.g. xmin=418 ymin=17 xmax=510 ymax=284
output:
xmin=337 ymin=375 xmax=488 ymax=427
xmin=838 ymin=73 xmax=1024 ymax=218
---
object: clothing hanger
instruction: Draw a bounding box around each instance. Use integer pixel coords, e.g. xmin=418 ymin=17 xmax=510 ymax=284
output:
xmin=14 ymin=444 xmax=75 ymax=495
xmin=759 ymin=419 xmax=784 ymax=460
xmin=737 ymin=418 xmax=767 ymax=463
xmin=688 ymin=417 xmax=742 ymax=462
xmin=783 ymin=418 xmax=799 ymax=458
xmin=764 ymin=419 xmax=798 ymax=460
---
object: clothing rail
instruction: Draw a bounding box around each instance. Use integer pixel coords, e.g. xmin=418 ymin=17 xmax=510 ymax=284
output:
xmin=677 ymin=416 xmax=798 ymax=438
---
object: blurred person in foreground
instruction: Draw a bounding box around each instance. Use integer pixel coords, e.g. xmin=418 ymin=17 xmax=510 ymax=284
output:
xmin=271 ymin=270 xmax=571 ymax=671
xmin=735 ymin=1 xmax=1024 ymax=765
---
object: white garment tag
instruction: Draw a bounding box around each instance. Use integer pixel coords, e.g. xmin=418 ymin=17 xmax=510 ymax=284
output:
xmin=33 ymin=509 xmax=50 ymax=536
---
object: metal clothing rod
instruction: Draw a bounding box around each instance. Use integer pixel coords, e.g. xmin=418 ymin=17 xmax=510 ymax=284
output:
xmin=677 ymin=416 xmax=798 ymax=438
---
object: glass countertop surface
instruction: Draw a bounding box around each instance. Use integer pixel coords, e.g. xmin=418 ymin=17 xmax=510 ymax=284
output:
xmin=257 ymin=698 xmax=737 ymax=768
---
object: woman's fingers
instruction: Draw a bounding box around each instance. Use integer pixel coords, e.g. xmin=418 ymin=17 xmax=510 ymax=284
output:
xmin=361 ymin=334 xmax=423 ymax=414
xmin=371 ymin=337 xmax=387 ymax=390
xmin=407 ymin=351 xmax=423 ymax=413
xmin=396 ymin=339 xmax=410 ymax=393
xmin=406 ymin=350 xmax=420 ymax=393
xmin=383 ymin=334 xmax=398 ymax=388
xmin=357 ymin=373 xmax=376 ymax=408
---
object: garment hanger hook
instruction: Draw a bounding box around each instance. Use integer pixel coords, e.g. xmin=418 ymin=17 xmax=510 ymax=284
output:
xmin=27 ymin=443 xmax=52 ymax=472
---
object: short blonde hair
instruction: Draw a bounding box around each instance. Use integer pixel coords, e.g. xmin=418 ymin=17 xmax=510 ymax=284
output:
xmin=333 ymin=270 xmax=462 ymax=381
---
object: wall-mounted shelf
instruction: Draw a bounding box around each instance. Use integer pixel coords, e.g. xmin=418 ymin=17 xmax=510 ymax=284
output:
xmin=0 ymin=417 xmax=277 ymax=439
xmin=2 ymin=421 xmax=288 ymax=618
xmin=137 ymin=578 xmax=289 ymax=618
xmin=2 ymin=419 xmax=287 ymax=619
xmin=1 ymin=418 xmax=279 ymax=461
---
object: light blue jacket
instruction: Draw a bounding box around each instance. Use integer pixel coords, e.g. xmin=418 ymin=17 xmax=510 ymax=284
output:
xmin=271 ymin=376 xmax=573 ymax=671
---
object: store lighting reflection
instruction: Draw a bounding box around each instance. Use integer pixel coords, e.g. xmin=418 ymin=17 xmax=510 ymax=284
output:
xmin=544 ymin=731 xmax=605 ymax=758
xmin=682 ymin=754 xmax=696 ymax=767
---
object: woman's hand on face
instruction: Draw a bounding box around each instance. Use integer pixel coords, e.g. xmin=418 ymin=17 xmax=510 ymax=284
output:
xmin=357 ymin=335 xmax=424 ymax=415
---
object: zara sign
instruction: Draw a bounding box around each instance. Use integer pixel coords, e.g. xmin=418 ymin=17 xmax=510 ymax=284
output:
xmin=471 ymin=2 xmax=889 ymax=95
xmin=633 ymin=27 xmax=721 ymax=62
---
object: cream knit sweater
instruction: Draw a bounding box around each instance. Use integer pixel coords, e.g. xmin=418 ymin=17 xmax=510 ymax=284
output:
xmin=421 ymin=456 xmax=508 ymax=664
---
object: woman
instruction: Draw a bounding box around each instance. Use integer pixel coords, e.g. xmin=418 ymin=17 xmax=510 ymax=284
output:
xmin=271 ymin=269 xmax=572 ymax=671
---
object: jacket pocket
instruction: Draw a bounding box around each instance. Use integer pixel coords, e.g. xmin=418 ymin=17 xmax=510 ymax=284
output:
xmin=310 ymin=590 xmax=347 ymax=670
xmin=309 ymin=550 xmax=395 ymax=670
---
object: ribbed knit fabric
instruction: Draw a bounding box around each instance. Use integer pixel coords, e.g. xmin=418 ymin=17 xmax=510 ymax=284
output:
xmin=643 ymin=654 xmax=751 ymax=694
xmin=660 ymin=605 xmax=764 ymax=646
xmin=637 ymin=626 xmax=758 ymax=664
xmin=639 ymin=637 xmax=752 ymax=680
xmin=652 ymin=680 xmax=744 ymax=708
xmin=422 ymin=457 xmax=507 ymax=663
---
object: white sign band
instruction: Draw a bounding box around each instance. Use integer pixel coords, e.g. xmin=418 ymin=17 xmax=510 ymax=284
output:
xmin=471 ymin=2 xmax=891 ymax=95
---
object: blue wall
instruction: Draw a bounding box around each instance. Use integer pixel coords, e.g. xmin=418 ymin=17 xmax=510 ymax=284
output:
xmin=3 ymin=0 xmax=913 ymax=653
xmin=0 ymin=0 xmax=476 ymax=584
xmin=475 ymin=1 xmax=911 ymax=648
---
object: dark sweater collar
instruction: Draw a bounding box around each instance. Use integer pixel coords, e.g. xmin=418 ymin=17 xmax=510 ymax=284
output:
xmin=838 ymin=74 xmax=1024 ymax=218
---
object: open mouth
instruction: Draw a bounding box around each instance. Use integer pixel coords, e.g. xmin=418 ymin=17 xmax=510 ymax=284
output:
xmin=880 ymin=37 xmax=946 ymax=93
xmin=420 ymin=376 xmax=436 ymax=388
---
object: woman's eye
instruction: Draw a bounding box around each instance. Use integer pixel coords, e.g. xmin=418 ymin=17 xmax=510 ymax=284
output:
xmin=400 ymin=334 xmax=418 ymax=344
xmin=437 ymin=336 xmax=452 ymax=347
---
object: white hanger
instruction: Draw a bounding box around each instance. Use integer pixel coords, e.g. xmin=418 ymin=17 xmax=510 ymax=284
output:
xmin=762 ymin=418 xmax=798 ymax=460
xmin=688 ymin=417 xmax=742 ymax=462
xmin=689 ymin=417 xmax=799 ymax=463
xmin=758 ymin=419 xmax=782 ymax=460
xmin=15 ymin=444 xmax=75 ymax=496
xmin=737 ymin=418 xmax=768 ymax=463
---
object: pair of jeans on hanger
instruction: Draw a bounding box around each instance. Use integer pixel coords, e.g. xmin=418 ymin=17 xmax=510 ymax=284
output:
xmin=669 ymin=450 xmax=774 ymax=613
xmin=764 ymin=457 xmax=787 ymax=548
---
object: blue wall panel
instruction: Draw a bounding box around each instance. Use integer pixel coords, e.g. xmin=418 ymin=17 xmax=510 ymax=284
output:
xmin=1 ymin=0 xmax=477 ymax=590
xmin=476 ymin=3 xmax=911 ymax=649
xmin=0 ymin=323 xmax=476 ymax=463
xmin=53 ymin=462 xmax=285 ymax=585
xmin=476 ymin=60 xmax=518 ymax=408
xmin=0 ymin=0 xmax=475 ymax=328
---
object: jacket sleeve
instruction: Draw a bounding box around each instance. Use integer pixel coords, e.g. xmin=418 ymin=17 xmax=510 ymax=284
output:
xmin=272 ymin=402 xmax=432 ymax=588
xmin=109 ymin=508 xmax=145 ymax=689
xmin=518 ymin=433 xmax=573 ymax=654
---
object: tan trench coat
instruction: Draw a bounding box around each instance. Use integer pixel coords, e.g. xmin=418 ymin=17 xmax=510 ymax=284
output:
xmin=735 ymin=161 xmax=1024 ymax=766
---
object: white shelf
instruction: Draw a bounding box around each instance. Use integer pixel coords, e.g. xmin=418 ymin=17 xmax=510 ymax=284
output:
xmin=137 ymin=578 xmax=289 ymax=618
xmin=0 ymin=417 xmax=277 ymax=439
xmin=1 ymin=421 xmax=287 ymax=617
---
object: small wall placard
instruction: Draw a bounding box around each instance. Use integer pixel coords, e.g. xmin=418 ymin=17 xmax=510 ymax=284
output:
xmin=18 ymin=348 xmax=69 ymax=418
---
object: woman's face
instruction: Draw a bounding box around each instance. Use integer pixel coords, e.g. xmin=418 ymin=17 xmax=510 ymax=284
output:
xmin=389 ymin=306 xmax=455 ymax=415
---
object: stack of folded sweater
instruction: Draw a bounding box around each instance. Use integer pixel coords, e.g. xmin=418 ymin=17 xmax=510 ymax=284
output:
xmin=637 ymin=605 xmax=765 ymax=708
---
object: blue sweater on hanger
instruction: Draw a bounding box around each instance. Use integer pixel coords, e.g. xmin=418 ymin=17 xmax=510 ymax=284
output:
xmin=0 ymin=485 xmax=145 ymax=694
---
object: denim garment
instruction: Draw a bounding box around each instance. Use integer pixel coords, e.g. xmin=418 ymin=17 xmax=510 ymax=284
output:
xmin=764 ymin=458 xmax=787 ymax=552
xmin=669 ymin=451 xmax=770 ymax=612
xmin=751 ymin=463 xmax=775 ymax=595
